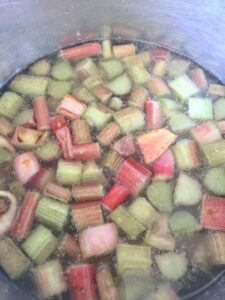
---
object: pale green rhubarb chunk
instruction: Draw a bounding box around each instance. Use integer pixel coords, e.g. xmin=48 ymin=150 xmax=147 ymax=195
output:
xmin=0 ymin=92 xmax=24 ymax=119
xmin=105 ymin=73 xmax=132 ymax=96
xmin=10 ymin=75 xmax=49 ymax=96
xmin=127 ymin=64 xmax=151 ymax=85
xmin=188 ymin=97 xmax=213 ymax=120
xmin=214 ymin=98 xmax=225 ymax=121
xmin=201 ymin=140 xmax=225 ymax=166
xmin=99 ymin=59 xmax=124 ymax=79
xmin=160 ymin=98 xmax=183 ymax=117
xmin=203 ymin=167 xmax=225 ymax=196
xmin=168 ymin=112 xmax=195 ymax=134
xmin=84 ymin=103 xmax=112 ymax=129
xmin=169 ymin=211 xmax=201 ymax=236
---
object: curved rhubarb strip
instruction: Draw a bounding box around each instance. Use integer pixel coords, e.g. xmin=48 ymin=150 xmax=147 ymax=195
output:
xmin=0 ymin=191 xmax=17 ymax=234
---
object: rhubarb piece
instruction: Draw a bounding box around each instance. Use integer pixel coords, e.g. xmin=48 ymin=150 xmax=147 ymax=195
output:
xmin=204 ymin=232 xmax=225 ymax=266
xmin=82 ymin=160 xmax=105 ymax=184
xmin=174 ymin=172 xmax=202 ymax=206
xmin=72 ymin=119 xmax=92 ymax=144
xmin=51 ymin=59 xmax=74 ymax=80
xmin=123 ymin=51 xmax=151 ymax=66
xmin=0 ymin=191 xmax=17 ymax=235
xmin=58 ymin=233 xmax=81 ymax=259
xmin=97 ymin=122 xmax=120 ymax=146
xmin=127 ymin=64 xmax=151 ymax=85
xmin=146 ymin=100 xmax=163 ymax=130
xmin=217 ymin=120 xmax=225 ymax=134
xmin=79 ymin=223 xmax=118 ymax=259
xmin=201 ymin=196 xmax=225 ymax=230
xmin=73 ymin=143 xmax=101 ymax=161
xmin=56 ymin=159 xmax=83 ymax=185
xmin=0 ymin=147 xmax=13 ymax=168
xmin=114 ymin=106 xmax=145 ymax=133
xmin=10 ymin=191 xmax=40 ymax=239
xmin=137 ymin=129 xmax=177 ymax=164
xmin=10 ymin=75 xmax=48 ymax=96
xmin=101 ymin=184 xmax=130 ymax=211
xmin=129 ymin=86 xmax=149 ymax=109
xmin=30 ymin=59 xmax=51 ymax=76
xmin=109 ymin=96 xmax=123 ymax=111
xmin=152 ymin=47 xmax=170 ymax=61
xmin=71 ymin=201 xmax=104 ymax=232
xmin=191 ymin=121 xmax=222 ymax=145
xmin=189 ymin=68 xmax=208 ymax=89
xmin=9 ymin=180 xmax=26 ymax=200
xmin=203 ymin=167 xmax=225 ymax=196
xmin=0 ymin=117 xmax=13 ymax=136
xmin=47 ymin=79 xmax=72 ymax=99
xmin=84 ymin=103 xmax=112 ymax=129
xmin=110 ymin=206 xmax=145 ymax=239
xmin=75 ymin=58 xmax=99 ymax=80
xmin=44 ymin=182 xmax=71 ymax=203
xmin=22 ymin=225 xmax=58 ymax=264
xmin=94 ymin=86 xmax=112 ymax=104
xmin=102 ymin=40 xmax=113 ymax=59
xmin=214 ymin=98 xmax=225 ymax=120
xmin=169 ymin=74 xmax=199 ymax=102
xmin=105 ymin=73 xmax=132 ymax=96
xmin=14 ymin=152 xmax=40 ymax=184
xmin=144 ymin=227 xmax=175 ymax=252
xmin=148 ymin=77 xmax=171 ymax=98
xmin=102 ymin=149 xmax=124 ymax=172
xmin=11 ymin=126 xmax=48 ymax=150
xmin=116 ymin=244 xmax=151 ymax=276
xmin=72 ymin=86 xmax=96 ymax=103
xmin=99 ymin=59 xmax=124 ymax=79
xmin=29 ymin=168 xmax=55 ymax=191
xmin=83 ymin=75 xmax=103 ymax=90
xmin=61 ymin=42 xmax=102 ymax=60
xmin=67 ymin=264 xmax=97 ymax=300
xmin=113 ymin=135 xmax=136 ymax=156
xmin=152 ymin=60 xmax=167 ymax=77
xmin=147 ymin=181 xmax=173 ymax=212
xmin=116 ymin=158 xmax=151 ymax=195
xmin=201 ymin=140 xmax=225 ymax=166
xmin=128 ymin=197 xmax=156 ymax=227
xmin=57 ymin=95 xmax=86 ymax=120
xmin=33 ymin=97 xmax=50 ymax=130
xmin=0 ymin=91 xmax=24 ymax=119
xmin=160 ymin=98 xmax=183 ymax=117
xmin=13 ymin=109 xmax=35 ymax=128
xmin=0 ymin=135 xmax=16 ymax=157
xmin=191 ymin=237 xmax=209 ymax=271
xmin=33 ymin=259 xmax=67 ymax=299
xmin=113 ymin=44 xmax=136 ymax=58
xmin=172 ymin=139 xmax=202 ymax=170
xmin=0 ymin=236 xmax=30 ymax=279
xmin=208 ymin=83 xmax=225 ymax=97
xmin=72 ymin=183 xmax=104 ymax=202
xmin=168 ymin=113 xmax=195 ymax=134
xmin=35 ymin=197 xmax=69 ymax=231
xmin=35 ymin=140 xmax=61 ymax=161
xmin=166 ymin=59 xmax=190 ymax=77
xmin=96 ymin=264 xmax=120 ymax=300
xmin=169 ymin=211 xmax=201 ymax=236
xmin=188 ymin=97 xmax=213 ymax=120
xmin=155 ymin=253 xmax=188 ymax=281
xmin=152 ymin=149 xmax=174 ymax=181
xmin=150 ymin=284 xmax=178 ymax=300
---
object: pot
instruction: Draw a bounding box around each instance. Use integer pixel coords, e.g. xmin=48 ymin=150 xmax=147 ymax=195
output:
xmin=0 ymin=0 xmax=225 ymax=299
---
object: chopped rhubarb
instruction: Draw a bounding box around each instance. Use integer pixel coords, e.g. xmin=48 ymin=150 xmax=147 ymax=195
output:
xmin=97 ymin=122 xmax=120 ymax=146
xmin=67 ymin=264 xmax=97 ymax=300
xmin=152 ymin=47 xmax=170 ymax=61
xmin=14 ymin=152 xmax=40 ymax=184
xmin=72 ymin=183 xmax=104 ymax=202
xmin=29 ymin=168 xmax=55 ymax=191
xmin=191 ymin=121 xmax=222 ymax=145
xmin=101 ymin=184 xmax=130 ymax=211
xmin=73 ymin=143 xmax=101 ymax=161
xmin=113 ymin=135 xmax=136 ymax=157
xmin=50 ymin=114 xmax=67 ymax=131
xmin=113 ymin=43 xmax=136 ymax=58
xmin=129 ymin=86 xmax=149 ymax=109
xmin=145 ymin=100 xmax=163 ymax=130
xmin=102 ymin=149 xmax=124 ymax=172
xmin=189 ymin=68 xmax=208 ymax=89
xmin=153 ymin=59 xmax=167 ymax=77
xmin=57 ymin=94 xmax=87 ymax=120
xmin=11 ymin=192 xmax=40 ymax=239
xmin=201 ymin=196 xmax=225 ymax=231
xmin=58 ymin=233 xmax=81 ymax=259
xmin=148 ymin=77 xmax=171 ymax=98
xmin=44 ymin=182 xmax=71 ymax=203
xmin=217 ymin=120 xmax=225 ymax=134
xmin=33 ymin=97 xmax=50 ymax=130
xmin=152 ymin=149 xmax=174 ymax=181
xmin=61 ymin=42 xmax=102 ymax=60
xmin=137 ymin=129 xmax=177 ymax=164
xmin=79 ymin=223 xmax=118 ymax=259
xmin=72 ymin=119 xmax=92 ymax=144
xmin=116 ymin=158 xmax=151 ymax=195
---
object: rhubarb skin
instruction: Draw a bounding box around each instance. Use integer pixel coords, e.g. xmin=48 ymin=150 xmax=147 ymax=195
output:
xmin=137 ymin=129 xmax=177 ymax=164
xmin=201 ymin=196 xmax=225 ymax=231
xmin=113 ymin=135 xmax=136 ymax=157
xmin=146 ymin=100 xmax=163 ymax=130
xmin=152 ymin=149 xmax=174 ymax=181
xmin=58 ymin=233 xmax=81 ymax=259
xmin=101 ymin=184 xmax=130 ymax=211
xmin=116 ymin=158 xmax=152 ymax=195
xmin=73 ymin=143 xmax=101 ymax=161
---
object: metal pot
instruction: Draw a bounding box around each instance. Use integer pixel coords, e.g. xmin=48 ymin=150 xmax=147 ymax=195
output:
xmin=0 ymin=0 xmax=225 ymax=299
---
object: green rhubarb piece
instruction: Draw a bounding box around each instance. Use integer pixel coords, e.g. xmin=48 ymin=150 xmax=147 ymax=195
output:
xmin=0 ymin=236 xmax=31 ymax=279
xmin=99 ymin=59 xmax=124 ymax=79
xmin=22 ymin=225 xmax=59 ymax=264
xmin=105 ymin=73 xmax=132 ymax=96
xmin=84 ymin=103 xmax=112 ymax=129
xmin=168 ymin=112 xmax=195 ymax=134
xmin=10 ymin=75 xmax=49 ymax=96
xmin=128 ymin=197 xmax=156 ymax=227
xmin=109 ymin=97 xmax=123 ymax=111
xmin=72 ymin=86 xmax=96 ymax=103
xmin=51 ymin=59 xmax=74 ymax=80
xmin=0 ymin=147 xmax=13 ymax=168
xmin=127 ymin=64 xmax=151 ymax=85
xmin=155 ymin=253 xmax=188 ymax=281
xmin=35 ymin=140 xmax=61 ymax=162
xmin=0 ymin=92 xmax=24 ymax=119
xmin=13 ymin=109 xmax=33 ymax=127
xmin=174 ymin=172 xmax=202 ymax=206
xmin=116 ymin=244 xmax=151 ymax=276
xmin=114 ymin=106 xmax=145 ymax=133
xmin=8 ymin=180 xmax=26 ymax=199
xmin=30 ymin=59 xmax=51 ymax=76
xmin=214 ymin=98 xmax=225 ymax=121
xmin=160 ymin=98 xmax=183 ymax=117
xmin=201 ymin=140 xmax=225 ymax=166
xmin=101 ymin=149 xmax=124 ymax=172
xmin=147 ymin=182 xmax=173 ymax=212
xmin=110 ymin=206 xmax=145 ymax=240
xmin=188 ymin=97 xmax=213 ymax=120
xmin=169 ymin=211 xmax=201 ymax=236
xmin=56 ymin=159 xmax=83 ymax=185
xmin=47 ymin=79 xmax=72 ymax=99
xmin=82 ymin=160 xmax=105 ymax=184
xmin=144 ymin=230 xmax=175 ymax=251
xmin=35 ymin=197 xmax=69 ymax=231
xmin=83 ymin=75 xmax=103 ymax=90
xmin=166 ymin=59 xmax=191 ymax=78
xmin=168 ymin=74 xmax=199 ymax=102
xmin=75 ymin=58 xmax=99 ymax=79
xmin=203 ymin=167 xmax=225 ymax=195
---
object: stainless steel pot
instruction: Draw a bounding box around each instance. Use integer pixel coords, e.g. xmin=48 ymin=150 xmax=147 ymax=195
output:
xmin=0 ymin=0 xmax=225 ymax=299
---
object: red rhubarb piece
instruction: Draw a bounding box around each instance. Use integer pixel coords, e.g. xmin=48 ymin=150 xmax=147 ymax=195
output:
xmin=113 ymin=135 xmax=136 ymax=157
xmin=146 ymin=100 xmax=163 ymax=130
xmin=73 ymin=143 xmax=101 ymax=161
xmin=58 ymin=233 xmax=81 ymax=259
xmin=61 ymin=42 xmax=102 ymax=60
xmin=101 ymin=184 xmax=130 ymax=211
xmin=153 ymin=149 xmax=174 ymax=181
